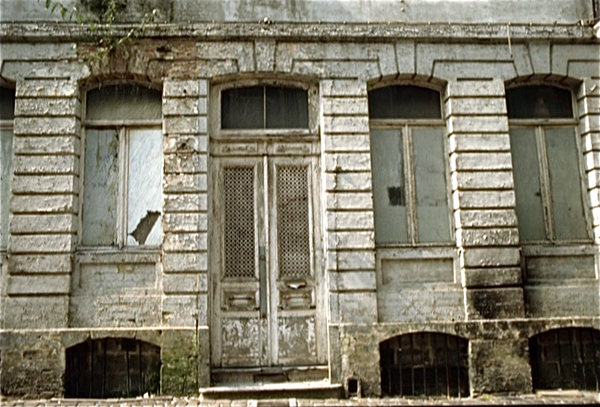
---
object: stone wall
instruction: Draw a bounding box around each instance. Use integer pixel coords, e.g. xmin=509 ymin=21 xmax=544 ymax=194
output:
xmin=0 ymin=0 xmax=595 ymax=24
xmin=0 ymin=19 xmax=599 ymax=398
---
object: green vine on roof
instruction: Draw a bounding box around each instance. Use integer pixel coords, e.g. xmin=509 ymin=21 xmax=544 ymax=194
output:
xmin=38 ymin=0 xmax=161 ymax=60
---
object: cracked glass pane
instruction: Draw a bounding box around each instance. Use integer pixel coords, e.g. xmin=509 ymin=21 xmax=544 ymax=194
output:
xmin=1 ymin=129 xmax=13 ymax=247
xmin=546 ymin=127 xmax=588 ymax=240
xmin=82 ymin=129 xmax=119 ymax=246
xmin=86 ymin=85 xmax=162 ymax=121
xmin=127 ymin=128 xmax=162 ymax=246
xmin=510 ymin=128 xmax=546 ymax=241
xmin=413 ymin=128 xmax=451 ymax=243
xmin=371 ymin=129 xmax=408 ymax=244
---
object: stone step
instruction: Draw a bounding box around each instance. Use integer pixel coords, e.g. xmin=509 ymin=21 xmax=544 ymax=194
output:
xmin=199 ymin=381 xmax=344 ymax=400
xmin=211 ymin=365 xmax=330 ymax=386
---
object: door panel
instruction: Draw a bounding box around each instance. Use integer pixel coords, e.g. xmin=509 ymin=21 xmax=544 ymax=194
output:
xmin=213 ymin=158 xmax=267 ymax=367
xmin=270 ymin=158 xmax=319 ymax=365
xmin=211 ymin=147 xmax=324 ymax=369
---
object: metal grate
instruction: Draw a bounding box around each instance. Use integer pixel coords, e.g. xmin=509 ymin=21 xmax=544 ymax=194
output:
xmin=530 ymin=328 xmax=600 ymax=391
xmin=224 ymin=167 xmax=256 ymax=279
xmin=380 ymin=333 xmax=469 ymax=398
xmin=277 ymin=166 xmax=311 ymax=278
xmin=65 ymin=338 xmax=160 ymax=398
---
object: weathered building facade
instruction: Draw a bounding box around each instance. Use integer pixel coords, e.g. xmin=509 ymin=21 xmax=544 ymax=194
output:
xmin=1 ymin=0 xmax=600 ymax=399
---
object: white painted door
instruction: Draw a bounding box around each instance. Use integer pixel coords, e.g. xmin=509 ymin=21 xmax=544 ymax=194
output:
xmin=210 ymin=144 xmax=325 ymax=368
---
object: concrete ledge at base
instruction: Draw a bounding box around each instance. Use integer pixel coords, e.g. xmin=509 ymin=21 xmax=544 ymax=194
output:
xmin=199 ymin=382 xmax=343 ymax=400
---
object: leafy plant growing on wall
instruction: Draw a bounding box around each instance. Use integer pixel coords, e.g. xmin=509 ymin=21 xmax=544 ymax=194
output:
xmin=38 ymin=0 xmax=161 ymax=61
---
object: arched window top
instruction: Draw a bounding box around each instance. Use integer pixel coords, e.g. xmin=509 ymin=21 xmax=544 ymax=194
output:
xmin=380 ymin=332 xmax=469 ymax=397
xmin=0 ymin=87 xmax=15 ymax=121
xmin=506 ymin=85 xmax=573 ymax=119
xmin=66 ymin=338 xmax=161 ymax=398
xmin=530 ymin=328 xmax=600 ymax=391
xmin=368 ymin=85 xmax=442 ymax=119
xmin=86 ymin=84 xmax=162 ymax=121
xmin=221 ymin=85 xmax=309 ymax=129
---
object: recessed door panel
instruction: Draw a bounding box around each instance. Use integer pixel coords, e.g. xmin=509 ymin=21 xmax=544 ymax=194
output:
xmin=211 ymin=147 xmax=324 ymax=369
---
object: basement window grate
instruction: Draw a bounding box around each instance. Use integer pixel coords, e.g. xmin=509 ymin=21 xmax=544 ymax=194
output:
xmin=66 ymin=338 xmax=161 ymax=398
xmin=380 ymin=333 xmax=469 ymax=398
xmin=530 ymin=328 xmax=600 ymax=391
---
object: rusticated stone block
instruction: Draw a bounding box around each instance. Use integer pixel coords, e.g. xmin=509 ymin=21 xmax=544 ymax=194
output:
xmin=163 ymin=173 xmax=207 ymax=193
xmin=449 ymin=133 xmax=511 ymax=153
xmin=466 ymin=287 xmax=525 ymax=319
xmin=461 ymin=247 xmax=520 ymax=268
xmin=163 ymin=232 xmax=206 ymax=252
xmin=16 ymin=79 xmax=79 ymax=98
xmin=163 ymin=193 xmax=207 ymax=213
xmin=163 ymin=80 xmax=206 ymax=97
xmin=457 ymin=228 xmax=519 ymax=247
xmin=463 ymin=267 xmax=522 ymax=288
xmin=163 ymin=252 xmax=207 ymax=272
xmin=452 ymin=171 xmax=514 ymax=190
xmin=11 ymin=213 xmax=77 ymax=234
xmin=163 ymin=213 xmax=207 ymax=233
xmin=164 ymin=153 xmax=207 ymax=174
xmin=13 ymin=136 xmax=80 ymax=155
xmin=450 ymin=152 xmax=512 ymax=171
xmin=455 ymin=209 xmax=518 ymax=228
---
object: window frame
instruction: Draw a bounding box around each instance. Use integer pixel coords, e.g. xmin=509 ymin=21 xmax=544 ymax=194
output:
xmin=79 ymin=84 xmax=163 ymax=250
xmin=0 ymin=86 xmax=15 ymax=252
xmin=209 ymin=79 xmax=319 ymax=140
xmin=507 ymin=85 xmax=592 ymax=245
xmin=369 ymin=83 xmax=454 ymax=248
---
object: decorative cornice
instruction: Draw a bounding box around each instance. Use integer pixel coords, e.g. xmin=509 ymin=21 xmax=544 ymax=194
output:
xmin=0 ymin=22 xmax=597 ymax=43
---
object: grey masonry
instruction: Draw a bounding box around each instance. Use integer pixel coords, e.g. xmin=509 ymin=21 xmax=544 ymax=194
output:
xmin=1 ymin=0 xmax=600 ymax=400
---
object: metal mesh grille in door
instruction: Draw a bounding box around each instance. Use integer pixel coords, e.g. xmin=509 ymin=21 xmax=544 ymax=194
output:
xmin=224 ymin=167 xmax=256 ymax=278
xmin=277 ymin=166 xmax=311 ymax=277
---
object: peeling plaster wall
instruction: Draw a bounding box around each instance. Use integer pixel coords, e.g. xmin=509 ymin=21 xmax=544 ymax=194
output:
xmin=0 ymin=0 xmax=595 ymax=24
xmin=0 ymin=1 xmax=599 ymax=400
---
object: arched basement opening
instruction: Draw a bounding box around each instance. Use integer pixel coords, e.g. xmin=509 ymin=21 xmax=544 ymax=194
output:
xmin=530 ymin=327 xmax=600 ymax=391
xmin=65 ymin=338 xmax=161 ymax=398
xmin=380 ymin=332 xmax=469 ymax=398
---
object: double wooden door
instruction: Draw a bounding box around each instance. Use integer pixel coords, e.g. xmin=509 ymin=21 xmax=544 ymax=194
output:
xmin=210 ymin=142 xmax=325 ymax=368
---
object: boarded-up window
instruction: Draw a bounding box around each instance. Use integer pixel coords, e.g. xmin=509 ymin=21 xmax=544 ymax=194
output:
xmin=83 ymin=85 xmax=162 ymax=247
xmin=507 ymin=85 xmax=588 ymax=242
xmin=369 ymin=85 xmax=450 ymax=245
xmin=65 ymin=338 xmax=161 ymax=398
xmin=0 ymin=87 xmax=14 ymax=248
xmin=380 ymin=333 xmax=469 ymax=397
xmin=222 ymin=86 xmax=309 ymax=129
xmin=530 ymin=328 xmax=600 ymax=391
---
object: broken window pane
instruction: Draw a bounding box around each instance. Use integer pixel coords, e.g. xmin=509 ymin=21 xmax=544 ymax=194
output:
xmin=86 ymin=85 xmax=162 ymax=121
xmin=506 ymin=86 xmax=573 ymax=119
xmin=0 ymin=87 xmax=15 ymax=120
xmin=509 ymin=128 xmax=546 ymax=242
xmin=1 ymin=129 xmax=13 ymax=247
xmin=413 ymin=128 xmax=451 ymax=243
xmin=370 ymin=129 xmax=408 ymax=244
xmin=266 ymin=86 xmax=309 ymax=129
xmin=368 ymin=86 xmax=442 ymax=119
xmin=545 ymin=127 xmax=588 ymax=240
xmin=222 ymin=86 xmax=264 ymax=129
xmin=127 ymin=129 xmax=162 ymax=246
xmin=82 ymin=129 xmax=119 ymax=246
